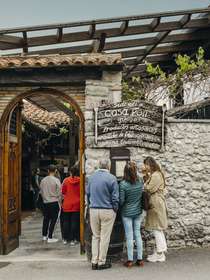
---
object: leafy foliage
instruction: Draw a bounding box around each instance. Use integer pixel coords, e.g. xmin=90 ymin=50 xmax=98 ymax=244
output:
xmin=122 ymin=47 xmax=209 ymax=105
xmin=122 ymin=76 xmax=146 ymax=101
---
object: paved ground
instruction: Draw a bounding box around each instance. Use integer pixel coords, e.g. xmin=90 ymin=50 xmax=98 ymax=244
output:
xmin=0 ymin=248 xmax=210 ymax=280
xmin=0 ymin=211 xmax=84 ymax=262
xmin=0 ymin=212 xmax=209 ymax=280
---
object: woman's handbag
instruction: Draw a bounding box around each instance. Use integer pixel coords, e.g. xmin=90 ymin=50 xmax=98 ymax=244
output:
xmin=141 ymin=191 xmax=150 ymax=211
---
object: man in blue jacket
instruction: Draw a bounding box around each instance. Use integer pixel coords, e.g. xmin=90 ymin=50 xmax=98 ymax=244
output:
xmin=86 ymin=158 xmax=119 ymax=270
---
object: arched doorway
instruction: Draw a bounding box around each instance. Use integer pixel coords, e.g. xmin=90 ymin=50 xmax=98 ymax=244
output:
xmin=0 ymin=88 xmax=85 ymax=255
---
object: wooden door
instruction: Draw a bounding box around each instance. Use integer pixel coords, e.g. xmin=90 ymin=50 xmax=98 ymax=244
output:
xmin=2 ymin=105 xmax=22 ymax=254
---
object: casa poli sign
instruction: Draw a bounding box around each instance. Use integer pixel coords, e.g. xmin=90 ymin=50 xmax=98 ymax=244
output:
xmin=94 ymin=100 xmax=165 ymax=151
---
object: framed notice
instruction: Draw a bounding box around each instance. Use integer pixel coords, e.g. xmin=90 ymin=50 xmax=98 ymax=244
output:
xmin=115 ymin=160 xmax=126 ymax=178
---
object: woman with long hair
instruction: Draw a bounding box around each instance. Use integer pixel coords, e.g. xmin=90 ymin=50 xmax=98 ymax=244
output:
xmin=120 ymin=161 xmax=144 ymax=268
xmin=142 ymin=157 xmax=168 ymax=262
xmin=62 ymin=165 xmax=80 ymax=245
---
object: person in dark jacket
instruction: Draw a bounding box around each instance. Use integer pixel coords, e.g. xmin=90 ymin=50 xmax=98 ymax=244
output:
xmin=120 ymin=161 xmax=144 ymax=268
xmin=31 ymin=168 xmax=41 ymax=210
xmin=61 ymin=165 xmax=80 ymax=245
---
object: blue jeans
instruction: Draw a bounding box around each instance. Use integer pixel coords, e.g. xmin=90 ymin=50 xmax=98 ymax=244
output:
xmin=122 ymin=215 xmax=143 ymax=261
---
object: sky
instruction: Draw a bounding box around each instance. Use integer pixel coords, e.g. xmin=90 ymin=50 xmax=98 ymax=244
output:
xmin=0 ymin=0 xmax=210 ymax=29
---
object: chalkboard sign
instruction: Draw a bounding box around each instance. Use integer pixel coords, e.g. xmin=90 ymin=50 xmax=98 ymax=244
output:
xmin=95 ymin=100 xmax=163 ymax=150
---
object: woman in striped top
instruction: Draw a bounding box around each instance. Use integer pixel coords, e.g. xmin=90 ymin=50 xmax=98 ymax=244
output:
xmin=120 ymin=161 xmax=144 ymax=268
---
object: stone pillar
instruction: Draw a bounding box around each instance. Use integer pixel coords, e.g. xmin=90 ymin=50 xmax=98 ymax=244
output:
xmin=84 ymin=70 xmax=122 ymax=175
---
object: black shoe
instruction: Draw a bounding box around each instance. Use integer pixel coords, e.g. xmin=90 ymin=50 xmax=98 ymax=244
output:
xmin=92 ymin=263 xmax=98 ymax=270
xmin=98 ymin=263 xmax=112 ymax=270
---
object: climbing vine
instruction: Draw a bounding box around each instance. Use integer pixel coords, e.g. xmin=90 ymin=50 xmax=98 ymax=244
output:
xmin=122 ymin=47 xmax=209 ymax=106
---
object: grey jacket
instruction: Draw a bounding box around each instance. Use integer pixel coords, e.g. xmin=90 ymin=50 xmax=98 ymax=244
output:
xmin=40 ymin=175 xmax=61 ymax=203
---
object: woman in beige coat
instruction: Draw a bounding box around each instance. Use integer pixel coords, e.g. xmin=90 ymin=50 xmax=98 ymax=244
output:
xmin=142 ymin=157 xmax=168 ymax=263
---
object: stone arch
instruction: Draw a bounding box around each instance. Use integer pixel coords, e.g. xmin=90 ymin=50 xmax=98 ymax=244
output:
xmin=0 ymin=87 xmax=85 ymax=253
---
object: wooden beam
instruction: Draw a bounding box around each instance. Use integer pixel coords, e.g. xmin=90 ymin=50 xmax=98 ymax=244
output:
xmin=167 ymin=97 xmax=210 ymax=116
xmin=25 ymin=44 xmax=92 ymax=55
xmin=0 ymin=66 xmax=102 ymax=86
xmin=56 ymin=27 xmax=63 ymax=42
xmin=25 ymin=97 xmax=50 ymax=112
xmin=5 ymin=24 xmax=210 ymax=55
xmin=98 ymin=32 xmax=106 ymax=52
xmin=0 ymin=7 xmax=209 ymax=35
xmin=122 ymin=48 xmax=145 ymax=58
xmin=22 ymin=31 xmax=28 ymax=54
xmin=15 ymin=27 xmax=210 ymax=56
xmin=179 ymin=14 xmax=191 ymax=26
xmin=120 ymin=20 xmax=129 ymax=34
xmin=125 ymin=12 xmax=196 ymax=75
xmin=92 ymin=32 xmax=106 ymax=52
xmin=121 ymin=42 xmax=202 ymax=59
xmin=150 ymin=42 xmax=196 ymax=55
xmin=124 ymin=54 xmax=173 ymax=65
xmin=1 ymin=17 xmax=209 ymax=52
xmin=45 ymin=96 xmax=77 ymax=120
xmin=89 ymin=24 xmax=96 ymax=38
xmin=150 ymin=17 xmax=160 ymax=31
xmin=104 ymin=28 xmax=210 ymax=50
xmin=125 ymin=30 xmax=170 ymax=75
xmin=0 ymin=34 xmax=22 ymax=45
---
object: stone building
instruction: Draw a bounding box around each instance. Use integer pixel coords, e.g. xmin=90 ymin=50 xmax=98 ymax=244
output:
xmin=0 ymin=52 xmax=209 ymax=256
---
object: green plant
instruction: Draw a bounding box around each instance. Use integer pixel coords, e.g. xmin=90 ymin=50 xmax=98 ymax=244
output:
xmin=122 ymin=76 xmax=146 ymax=101
xmin=122 ymin=47 xmax=209 ymax=105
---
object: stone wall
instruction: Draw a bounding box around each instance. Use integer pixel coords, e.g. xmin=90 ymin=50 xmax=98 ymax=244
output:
xmin=85 ymin=100 xmax=210 ymax=249
xmin=130 ymin=120 xmax=210 ymax=248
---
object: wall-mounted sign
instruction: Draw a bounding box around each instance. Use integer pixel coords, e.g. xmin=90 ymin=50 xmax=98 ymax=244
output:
xmin=94 ymin=100 xmax=164 ymax=150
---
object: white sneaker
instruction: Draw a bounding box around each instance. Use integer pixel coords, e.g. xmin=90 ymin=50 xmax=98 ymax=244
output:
xmin=63 ymin=240 xmax=67 ymax=245
xmin=42 ymin=236 xmax=48 ymax=241
xmin=47 ymin=238 xmax=58 ymax=243
xmin=70 ymin=241 xmax=75 ymax=246
xmin=148 ymin=252 xmax=166 ymax=262
xmin=147 ymin=251 xmax=157 ymax=261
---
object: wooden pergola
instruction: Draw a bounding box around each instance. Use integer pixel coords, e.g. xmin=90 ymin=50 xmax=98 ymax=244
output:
xmin=1 ymin=7 xmax=210 ymax=77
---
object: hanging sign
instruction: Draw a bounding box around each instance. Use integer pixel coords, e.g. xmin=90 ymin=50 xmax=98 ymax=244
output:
xmin=94 ymin=100 xmax=163 ymax=150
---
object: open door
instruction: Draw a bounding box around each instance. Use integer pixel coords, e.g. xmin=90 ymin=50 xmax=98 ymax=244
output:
xmin=2 ymin=105 xmax=22 ymax=254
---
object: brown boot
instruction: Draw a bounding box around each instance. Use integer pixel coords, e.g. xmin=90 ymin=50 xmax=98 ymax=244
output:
xmin=136 ymin=259 xmax=144 ymax=267
xmin=123 ymin=260 xmax=133 ymax=268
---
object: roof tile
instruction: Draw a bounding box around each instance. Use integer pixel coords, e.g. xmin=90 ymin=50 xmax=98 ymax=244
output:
xmin=0 ymin=54 xmax=122 ymax=69
xmin=23 ymin=101 xmax=69 ymax=129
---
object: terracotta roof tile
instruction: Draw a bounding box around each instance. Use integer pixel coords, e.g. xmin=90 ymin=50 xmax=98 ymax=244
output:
xmin=23 ymin=101 xmax=69 ymax=129
xmin=0 ymin=54 xmax=122 ymax=69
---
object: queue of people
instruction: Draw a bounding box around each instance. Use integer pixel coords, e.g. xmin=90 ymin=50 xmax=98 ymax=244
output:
xmin=87 ymin=157 xmax=168 ymax=270
xmin=36 ymin=156 xmax=167 ymax=270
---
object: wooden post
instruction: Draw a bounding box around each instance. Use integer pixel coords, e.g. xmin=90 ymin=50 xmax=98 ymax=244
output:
xmin=160 ymin=104 xmax=167 ymax=152
xmin=79 ymin=120 xmax=85 ymax=254
xmin=94 ymin=107 xmax=98 ymax=145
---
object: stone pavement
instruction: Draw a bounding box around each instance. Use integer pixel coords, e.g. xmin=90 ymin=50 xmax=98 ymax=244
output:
xmin=0 ymin=248 xmax=209 ymax=280
xmin=0 ymin=211 xmax=85 ymax=262
xmin=0 ymin=212 xmax=209 ymax=280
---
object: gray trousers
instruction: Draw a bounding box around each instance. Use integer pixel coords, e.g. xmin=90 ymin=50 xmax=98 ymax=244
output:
xmin=90 ymin=209 xmax=116 ymax=265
